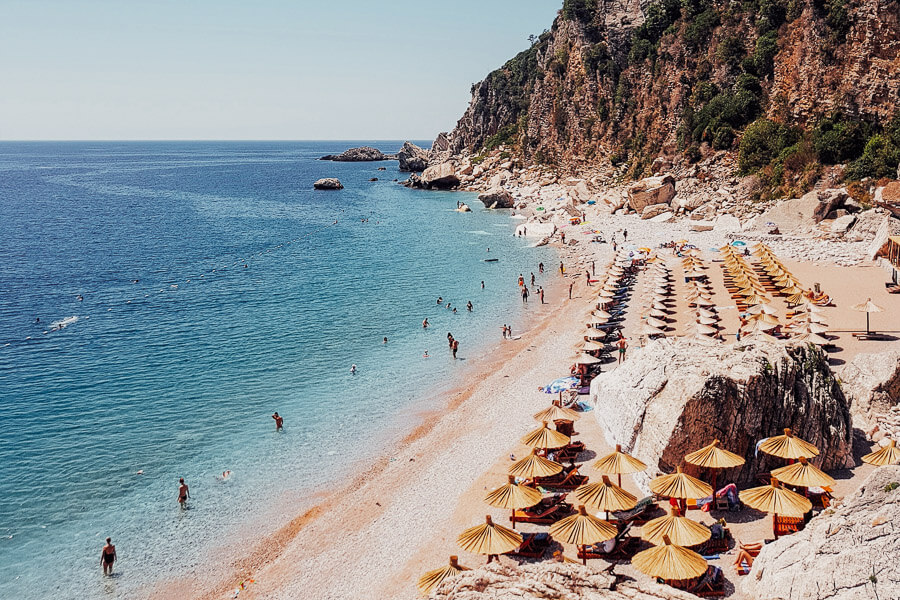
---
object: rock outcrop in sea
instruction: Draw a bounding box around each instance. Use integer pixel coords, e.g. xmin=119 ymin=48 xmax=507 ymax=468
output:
xmin=319 ymin=147 xmax=394 ymax=162
xmin=589 ymin=338 xmax=854 ymax=489
xmin=313 ymin=178 xmax=343 ymax=190
xmin=742 ymin=465 xmax=900 ymax=600
xmin=397 ymin=141 xmax=430 ymax=172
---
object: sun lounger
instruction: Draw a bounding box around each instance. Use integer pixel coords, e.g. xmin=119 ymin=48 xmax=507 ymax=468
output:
xmin=853 ymin=332 xmax=891 ymax=340
xmin=773 ymin=515 xmax=805 ymax=538
xmin=512 ymin=494 xmax=573 ymax=525
xmin=685 ymin=565 xmax=726 ymax=597
xmin=697 ymin=527 xmax=731 ymax=554
xmin=611 ymin=496 xmax=660 ymax=527
xmin=534 ymin=466 xmax=588 ymax=490
xmin=578 ymin=529 xmax=641 ymax=561
xmin=553 ymin=441 xmax=586 ymax=462
xmin=509 ymin=532 xmax=553 ymax=560
xmin=886 ymin=284 xmax=900 ymax=294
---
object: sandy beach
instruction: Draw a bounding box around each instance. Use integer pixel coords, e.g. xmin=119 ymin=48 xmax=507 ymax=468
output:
xmin=176 ymin=205 xmax=900 ymax=600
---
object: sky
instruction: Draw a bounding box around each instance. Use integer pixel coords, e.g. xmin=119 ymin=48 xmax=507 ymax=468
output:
xmin=0 ymin=0 xmax=560 ymax=140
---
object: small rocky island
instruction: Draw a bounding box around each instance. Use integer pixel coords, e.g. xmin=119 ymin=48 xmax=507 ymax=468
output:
xmin=313 ymin=178 xmax=343 ymax=190
xmin=319 ymin=146 xmax=395 ymax=162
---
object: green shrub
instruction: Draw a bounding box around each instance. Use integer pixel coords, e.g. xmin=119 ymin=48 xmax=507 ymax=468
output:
xmin=584 ymin=42 xmax=609 ymax=72
xmin=812 ymin=115 xmax=872 ymax=164
xmin=484 ymin=123 xmax=519 ymax=151
xmin=715 ymin=34 xmax=746 ymax=69
xmin=561 ymin=0 xmax=596 ymax=22
xmin=629 ymin=38 xmax=654 ymax=64
xmin=684 ymin=8 xmax=720 ymax=48
xmin=738 ymin=118 xmax=800 ymax=173
xmin=742 ymin=30 xmax=779 ymax=76
xmin=690 ymin=81 xmax=720 ymax=107
xmin=845 ymin=135 xmax=900 ymax=180
xmin=691 ymin=90 xmax=761 ymax=145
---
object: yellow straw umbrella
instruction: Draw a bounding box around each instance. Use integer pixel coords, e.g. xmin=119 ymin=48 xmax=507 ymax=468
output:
xmin=771 ymin=457 xmax=835 ymax=488
xmin=573 ymin=475 xmax=637 ymax=518
xmin=593 ymin=444 xmax=647 ymax=486
xmin=533 ymin=404 xmax=581 ymax=424
xmin=642 ymin=508 xmax=712 ymax=547
xmin=575 ymin=353 xmax=602 ymax=365
xmin=417 ymin=556 xmax=470 ymax=596
xmin=743 ymin=294 xmax=770 ymax=306
xmin=632 ymin=535 xmax=708 ymax=581
xmin=739 ymin=478 xmax=812 ymax=537
xmin=747 ymin=312 xmax=780 ymax=325
xmin=549 ymin=505 xmax=617 ymax=564
xmin=684 ymin=439 xmax=746 ymax=491
xmin=521 ymin=422 xmax=570 ymax=450
xmin=786 ymin=291 xmax=806 ymax=305
xmin=649 ymin=466 xmax=713 ymax=505
xmin=850 ymin=298 xmax=884 ymax=334
xmin=758 ymin=428 xmax=819 ymax=460
xmin=861 ymin=440 xmax=900 ymax=466
xmin=485 ymin=475 xmax=543 ymax=530
xmin=457 ymin=515 xmax=523 ymax=563
xmin=581 ymin=340 xmax=604 ymax=352
xmin=509 ymin=449 xmax=564 ymax=480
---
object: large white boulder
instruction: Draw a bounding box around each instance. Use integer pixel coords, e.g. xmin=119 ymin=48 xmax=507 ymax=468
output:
xmin=627 ymin=175 xmax=676 ymax=212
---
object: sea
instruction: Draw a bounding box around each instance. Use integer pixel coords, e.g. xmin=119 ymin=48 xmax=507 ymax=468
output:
xmin=0 ymin=141 xmax=556 ymax=599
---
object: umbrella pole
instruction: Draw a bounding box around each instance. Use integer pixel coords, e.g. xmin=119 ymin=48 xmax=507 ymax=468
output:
xmin=617 ymin=474 xmax=622 ymax=487
xmin=581 ymin=545 xmax=587 ymax=565
xmin=511 ymin=509 xmax=516 ymax=530
xmin=867 ymin=313 xmax=870 ymax=334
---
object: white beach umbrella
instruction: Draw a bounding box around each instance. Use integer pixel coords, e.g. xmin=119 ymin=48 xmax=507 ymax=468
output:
xmin=696 ymin=308 xmax=717 ymax=319
xmin=642 ymin=324 xmax=666 ymax=336
xmin=747 ymin=303 xmax=779 ymax=316
xmin=697 ymin=315 xmax=718 ymax=326
xmin=646 ymin=317 xmax=667 ymax=329
xmin=593 ymin=309 xmax=612 ymax=319
xmin=584 ymin=329 xmax=606 ymax=340
xmin=652 ymin=301 xmax=670 ymax=311
xmin=791 ymin=332 xmax=830 ymax=345
xmin=692 ymin=297 xmax=715 ymax=307
xmin=649 ymin=308 xmax=668 ymax=318
xmin=581 ymin=340 xmax=605 ymax=351
xmin=576 ymin=353 xmax=602 ymax=365
xmin=696 ymin=323 xmax=718 ymax=335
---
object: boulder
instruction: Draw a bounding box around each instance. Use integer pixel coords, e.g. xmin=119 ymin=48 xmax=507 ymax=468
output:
xmin=714 ymin=214 xmax=741 ymax=233
xmin=430 ymin=561 xmax=697 ymax=600
xmin=876 ymin=180 xmax=900 ymax=204
xmin=396 ymin=141 xmax=430 ymax=172
xmin=627 ymin=174 xmax=676 ymax=212
xmin=420 ymin=162 xmax=460 ymax=189
xmin=313 ymin=178 xmax=343 ymax=190
xmin=838 ymin=349 xmax=900 ymax=426
xmin=319 ymin=146 xmax=392 ymax=162
xmin=574 ymin=180 xmax=591 ymax=201
xmin=756 ymin=195 xmax=821 ymax=233
xmin=742 ymin=466 xmax=900 ymax=600
xmin=649 ymin=211 xmax=675 ymax=223
xmin=808 ymin=188 xmax=848 ymax=222
xmin=589 ymin=339 xmax=853 ymax=490
xmin=641 ymin=204 xmax=670 ymax=220
xmin=867 ymin=214 xmax=900 ymax=259
xmin=690 ymin=220 xmax=715 ymax=231
xmin=830 ymin=214 xmax=857 ymax=234
xmin=477 ymin=188 xmax=514 ymax=209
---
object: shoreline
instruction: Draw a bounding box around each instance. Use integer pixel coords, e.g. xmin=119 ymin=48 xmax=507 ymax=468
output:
xmin=179 ymin=252 xmax=599 ymax=600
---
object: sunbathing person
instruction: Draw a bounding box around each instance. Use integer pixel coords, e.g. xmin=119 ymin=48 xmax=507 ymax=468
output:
xmin=733 ymin=541 xmax=763 ymax=570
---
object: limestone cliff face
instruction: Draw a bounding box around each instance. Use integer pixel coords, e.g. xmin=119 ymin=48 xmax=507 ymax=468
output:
xmin=448 ymin=0 xmax=900 ymax=174
xmin=589 ymin=339 xmax=854 ymax=490
xmin=742 ymin=465 xmax=900 ymax=600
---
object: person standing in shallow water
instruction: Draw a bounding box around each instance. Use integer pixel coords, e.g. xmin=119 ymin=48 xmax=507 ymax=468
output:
xmin=272 ymin=412 xmax=283 ymax=431
xmin=452 ymin=338 xmax=459 ymax=359
xmin=178 ymin=478 xmax=190 ymax=507
xmin=521 ymin=286 xmax=529 ymax=303
xmin=100 ymin=537 xmax=116 ymax=575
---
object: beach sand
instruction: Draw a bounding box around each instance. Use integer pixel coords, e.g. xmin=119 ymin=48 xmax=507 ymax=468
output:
xmin=181 ymin=208 xmax=899 ymax=600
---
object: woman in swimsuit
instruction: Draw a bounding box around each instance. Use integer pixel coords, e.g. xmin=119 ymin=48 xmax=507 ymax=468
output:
xmin=178 ymin=478 xmax=190 ymax=507
xmin=101 ymin=537 xmax=116 ymax=575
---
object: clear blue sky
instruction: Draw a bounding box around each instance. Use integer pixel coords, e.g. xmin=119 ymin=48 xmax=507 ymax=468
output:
xmin=0 ymin=0 xmax=560 ymax=140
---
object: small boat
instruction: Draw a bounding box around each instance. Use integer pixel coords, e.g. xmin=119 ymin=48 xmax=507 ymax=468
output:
xmin=484 ymin=258 xmax=499 ymax=262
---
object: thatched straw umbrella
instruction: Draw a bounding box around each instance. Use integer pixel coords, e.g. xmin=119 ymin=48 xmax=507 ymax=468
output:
xmin=521 ymin=422 xmax=570 ymax=451
xmin=573 ymin=475 xmax=637 ymax=518
xmin=758 ymin=428 xmax=819 ymax=460
xmin=417 ymin=556 xmax=470 ymax=596
xmin=861 ymin=440 xmax=900 ymax=466
xmin=549 ymin=505 xmax=617 ymax=564
xmin=739 ymin=478 xmax=812 ymax=538
xmin=684 ymin=439 xmax=746 ymax=490
xmin=771 ymin=457 xmax=835 ymax=488
xmin=509 ymin=449 xmax=564 ymax=480
xmin=533 ymin=403 xmax=581 ymax=424
xmin=593 ymin=444 xmax=647 ymax=487
xmin=641 ymin=508 xmax=712 ymax=547
xmin=484 ymin=475 xmax=543 ymax=529
xmin=457 ymin=515 xmax=523 ymax=563
xmin=850 ymin=298 xmax=884 ymax=334
xmin=649 ymin=466 xmax=713 ymax=513
xmin=632 ymin=535 xmax=708 ymax=582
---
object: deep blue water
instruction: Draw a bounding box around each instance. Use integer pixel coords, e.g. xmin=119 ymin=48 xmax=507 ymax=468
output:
xmin=0 ymin=142 xmax=555 ymax=599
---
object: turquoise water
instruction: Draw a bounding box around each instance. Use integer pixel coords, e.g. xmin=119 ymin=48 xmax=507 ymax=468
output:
xmin=0 ymin=142 xmax=556 ymax=599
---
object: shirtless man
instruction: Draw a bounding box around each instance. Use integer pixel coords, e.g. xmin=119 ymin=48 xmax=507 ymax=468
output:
xmin=272 ymin=412 xmax=283 ymax=430
xmin=422 ymin=318 xmax=429 ymax=329
xmin=178 ymin=478 xmax=190 ymax=507
xmin=616 ymin=337 xmax=628 ymax=363
xmin=100 ymin=537 xmax=116 ymax=575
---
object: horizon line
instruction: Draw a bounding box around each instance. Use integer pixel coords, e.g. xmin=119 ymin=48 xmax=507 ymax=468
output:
xmin=0 ymin=138 xmax=439 ymax=143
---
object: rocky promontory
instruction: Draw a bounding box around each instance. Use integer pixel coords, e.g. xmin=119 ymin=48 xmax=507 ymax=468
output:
xmin=589 ymin=338 xmax=854 ymax=489
xmin=397 ymin=141 xmax=430 ymax=172
xmin=319 ymin=146 xmax=395 ymax=162
xmin=742 ymin=465 xmax=900 ymax=600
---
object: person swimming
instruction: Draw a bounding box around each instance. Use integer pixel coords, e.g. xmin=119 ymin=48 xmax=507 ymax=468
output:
xmin=350 ymin=364 xmax=357 ymax=374
xmin=423 ymin=350 xmax=430 ymax=358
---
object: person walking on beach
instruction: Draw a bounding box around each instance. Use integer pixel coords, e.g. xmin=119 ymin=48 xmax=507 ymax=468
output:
xmin=521 ymin=286 xmax=529 ymax=303
xmin=568 ymin=282 xmax=574 ymax=299
xmin=539 ymin=262 xmax=544 ymax=274
xmin=518 ymin=274 xmax=524 ymax=287
xmin=592 ymin=261 xmax=595 ymax=276
xmin=616 ymin=336 xmax=628 ymax=363
xmin=559 ymin=262 xmax=565 ymax=275
xmin=561 ymin=232 xmax=566 ymax=244
xmin=177 ymin=478 xmax=190 ymax=507
xmin=585 ymin=271 xmax=591 ymax=286
xmin=530 ymin=272 xmax=535 ymax=286
xmin=452 ymin=339 xmax=459 ymax=359
xmin=101 ymin=538 xmax=116 ymax=575
xmin=623 ymin=229 xmax=628 ymax=241
xmin=539 ymin=287 xmax=545 ymax=304
xmin=272 ymin=412 xmax=283 ymax=431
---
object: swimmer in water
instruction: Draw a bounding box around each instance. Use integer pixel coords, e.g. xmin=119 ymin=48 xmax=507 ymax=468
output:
xmin=423 ymin=350 xmax=430 ymax=358
xmin=437 ymin=297 xmax=443 ymax=305
xmin=217 ymin=470 xmax=232 ymax=481
xmin=177 ymin=478 xmax=190 ymax=507
xmin=423 ymin=318 xmax=429 ymax=328
xmin=350 ymin=364 xmax=357 ymax=374
xmin=76 ymin=295 xmax=84 ymax=301
xmin=272 ymin=412 xmax=283 ymax=430
xmin=383 ymin=337 xmax=388 ymax=344
xmin=467 ymin=301 xmax=473 ymax=312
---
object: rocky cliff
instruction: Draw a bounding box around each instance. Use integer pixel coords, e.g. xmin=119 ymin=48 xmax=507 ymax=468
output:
xmin=448 ymin=0 xmax=900 ymax=195
xmin=742 ymin=465 xmax=900 ymax=600
xmin=589 ymin=338 xmax=854 ymax=490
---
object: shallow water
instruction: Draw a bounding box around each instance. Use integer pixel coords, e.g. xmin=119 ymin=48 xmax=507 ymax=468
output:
xmin=0 ymin=141 xmax=555 ymax=599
